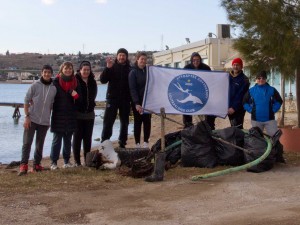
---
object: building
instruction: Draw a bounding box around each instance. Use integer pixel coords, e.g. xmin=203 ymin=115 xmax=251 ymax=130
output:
xmin=153 ymin=24 xmax=237 ymax=71
xmin=152 ymin=24 xmax=296 ymax=98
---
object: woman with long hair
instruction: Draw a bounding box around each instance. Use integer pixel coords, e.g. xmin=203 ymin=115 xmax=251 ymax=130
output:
xmin=128 ymin=52 xmax=151 ymax=148
xmin=73 ymin=61 xmax=97 ymax=166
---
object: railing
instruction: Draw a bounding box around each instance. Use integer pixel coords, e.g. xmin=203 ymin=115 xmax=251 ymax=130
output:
xmin=0 ymin=101 xmax=106 ymax=119
xmin=0 ymin=103 xmax=23 ymax=118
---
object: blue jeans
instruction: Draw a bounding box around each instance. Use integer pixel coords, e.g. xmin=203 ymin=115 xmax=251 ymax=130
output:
xmin=50 ymin=131 xmax=73 ymax=164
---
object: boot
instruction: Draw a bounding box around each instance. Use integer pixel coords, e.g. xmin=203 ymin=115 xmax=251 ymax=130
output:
xmin=145 ymin=152 xmax=166 ymax=182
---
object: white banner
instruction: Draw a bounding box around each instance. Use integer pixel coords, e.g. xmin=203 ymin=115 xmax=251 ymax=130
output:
xmin=143 ymin=66 xmax=229 ymax=118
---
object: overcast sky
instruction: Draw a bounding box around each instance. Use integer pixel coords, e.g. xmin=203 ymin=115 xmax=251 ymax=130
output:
xmin=0 ymin=0 xmax=229 ymax=54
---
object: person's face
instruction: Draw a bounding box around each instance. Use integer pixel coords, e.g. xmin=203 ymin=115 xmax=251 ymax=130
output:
xmin=232 ymin=63 xmax=242 ymax=73
xmin=41 ymin=69 xmax=52 ymax=81
xmin=256 ymin=76 xmax=267 ymax=85
xmin=117 ymin=53 xmax=127 ymax=64
xmin=80 ymin=65 xmax=91 ymax=79
xmin=137 ymin=56 xmax=147 ymax=69
xmin=192 ymin=56 xmax=201 ymax=68
xmin=62 ymin=66 xmax=73 ymax=76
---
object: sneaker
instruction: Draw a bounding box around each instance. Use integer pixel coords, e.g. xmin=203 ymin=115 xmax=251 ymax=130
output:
xmin=74 ymin=163 xmax=82 ymax=167
xmin=33 ymin=164 xmax=44 ymax=172
xmin=135 ymin=143 xmax=141 ymax=148
xmin=50 ymin=163 xmax=58 ymax=170
xmin=63 ymin=162 xmax=74 ymax=168
xmin=143 ymin=142 xmax=149 ymax=148
xmin=18 ymin=164 xmax=28 ymax=176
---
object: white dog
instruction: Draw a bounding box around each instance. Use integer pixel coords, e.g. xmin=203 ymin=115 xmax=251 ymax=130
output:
xmin=98 ymin=140 xmax=121 ymax=169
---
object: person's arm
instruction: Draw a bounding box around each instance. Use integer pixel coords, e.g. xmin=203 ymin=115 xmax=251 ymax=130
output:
xmin=128 ymin=70 xmax=140 ymax=105
xmin=100 ymin=57 xmax=114 ymax=84
xmin=129 ymin=70 xmax=143 ymax=114
xmin=242 ymin=90 xmax=252 ymax=113
xmin=23 ymin=85 xmax=34 ymax=129
xmin=23 ymin=103 xmax=31 ymax=129
xmin=230 ymin=77 xmax=250 ymax=111
xmin=272 ymin=88 xmax=283 ymax=113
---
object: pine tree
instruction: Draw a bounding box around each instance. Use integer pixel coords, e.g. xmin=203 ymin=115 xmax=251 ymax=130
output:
xmin=221 ymin=0 xmax=300 ymax=127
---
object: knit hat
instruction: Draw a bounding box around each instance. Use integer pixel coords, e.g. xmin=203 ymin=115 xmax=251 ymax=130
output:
xmin=256 ymin=70 xmax=267 ymax=79
xmin=79 ymin=60 xmax=91 ymax=69
xmin=232 ymin=58 xmax=243 ymax=68
xmin=117 ymin=48 xmax=128 ymax=58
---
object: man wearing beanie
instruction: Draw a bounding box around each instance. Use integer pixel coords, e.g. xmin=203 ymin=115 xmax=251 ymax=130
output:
xmin=228 ymin=57 xmax=250 ymax=129
xmin=100 ymin=48 xmax=131 ymax=148
xmin=182 ymin=52 xmax=213 ymax=128
xmin=243 ymin=70 xmax=282 ymax=136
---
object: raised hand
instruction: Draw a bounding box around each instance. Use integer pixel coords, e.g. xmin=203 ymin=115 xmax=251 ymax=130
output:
xmin=106 ymin=57 xmax=113 ymax=68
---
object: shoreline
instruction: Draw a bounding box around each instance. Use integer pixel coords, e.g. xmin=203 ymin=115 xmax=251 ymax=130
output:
xmin=1 ymin=111 xmax=298 ymax=167
xmin=0 ymin=80 xmax=103 ymax=85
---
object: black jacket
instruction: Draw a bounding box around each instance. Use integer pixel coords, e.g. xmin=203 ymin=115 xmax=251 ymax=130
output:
xmin=184 ymin=62 xmax=211 ymax=71
xmin=51 ymin=77 xmax=81 ymax=133
xmin=229 ymin=70 xmax=250 ymax=112
xmin=100 ymin=61 xmax=131 ymax=101
xmin=128 ymin=65 xmax=147 ymax=105
xmin=75 ymin=72 xmax=97 ymax=113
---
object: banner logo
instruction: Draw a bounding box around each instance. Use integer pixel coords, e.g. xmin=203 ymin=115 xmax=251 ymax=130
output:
xmin=168 ymin=74 xmax=209 ymax=113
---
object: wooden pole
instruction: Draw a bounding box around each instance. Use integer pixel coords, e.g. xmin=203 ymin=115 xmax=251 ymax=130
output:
xmin=160 ymin=108 xmax=165 ymax=152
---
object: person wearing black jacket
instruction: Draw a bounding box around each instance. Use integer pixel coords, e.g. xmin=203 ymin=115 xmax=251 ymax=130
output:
xmin=73 ymin=61 xmax=97 ymax=166
xmin=182 ymin=52 xmax=213 ymax=128
xmin=128 ymin=52 xmax=151 ymax=148
xmin=100 ymin=48 xmax=131 ymax=148
xmin=228 ymin=58 xmax=250 ymax=129
xmin=50 ymin=61 xmax=81 ymax=170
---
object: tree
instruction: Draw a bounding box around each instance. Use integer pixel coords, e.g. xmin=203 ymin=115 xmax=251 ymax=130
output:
xmin=221 ymin=0 xmax=300 ymax=127
xmin=6 ymin=50 xmax=9 ymax=56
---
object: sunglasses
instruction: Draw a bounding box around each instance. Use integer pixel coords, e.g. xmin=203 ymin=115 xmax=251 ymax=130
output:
xmin=256 ymin=77 xmax=266 ymax=80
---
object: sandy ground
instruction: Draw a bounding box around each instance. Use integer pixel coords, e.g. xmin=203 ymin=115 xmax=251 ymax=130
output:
xmin=1 ymin=112 xmax=300 ymax=225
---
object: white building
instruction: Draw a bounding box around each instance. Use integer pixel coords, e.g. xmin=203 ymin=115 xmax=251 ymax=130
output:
xmin=153 ymin=24 xmax=238 ymax=71
xmin=152 ymin=24 xmax=296 ymax=98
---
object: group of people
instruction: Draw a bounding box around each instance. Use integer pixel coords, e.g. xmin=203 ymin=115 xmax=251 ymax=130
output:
xmin=18 ymin=48 xmax=151 ymax=175
xmin=183 ymin=53 xmax=283 ymax=138
xmin=18 ymin=47 xmax=283 ymax=176
xmin=19 ymin=61 xmax=98 ymax=175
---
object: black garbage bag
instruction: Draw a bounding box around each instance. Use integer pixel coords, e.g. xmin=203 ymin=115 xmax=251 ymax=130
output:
xmin=244 ymin=127 xmax=277 ymax=173
xmin=151 ymin=131 xmax=182 ymax=165
xmin=116 ymin=148 xmax=151 ymax=167
xmin=181 ymin=121 xmax=217 ymax=168
xmin=213 ymin=127 xmax=245 ymax=166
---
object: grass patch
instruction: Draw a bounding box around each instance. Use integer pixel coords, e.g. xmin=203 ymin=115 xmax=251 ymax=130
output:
xmin=1 ymin=152 xmax=299 ymax=195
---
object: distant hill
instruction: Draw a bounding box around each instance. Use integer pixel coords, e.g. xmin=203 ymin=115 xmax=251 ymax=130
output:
xmin=0 ymin=51 xmax=156 ymax=80
xmin=0 ymin=51 xmax=155 ymax=72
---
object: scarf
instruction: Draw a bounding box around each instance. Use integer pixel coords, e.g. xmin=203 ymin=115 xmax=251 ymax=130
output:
xmin=58 ymin=74 xmax=77 ymax=92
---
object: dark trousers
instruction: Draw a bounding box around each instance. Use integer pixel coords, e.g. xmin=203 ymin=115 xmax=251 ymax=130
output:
xmin=182 ymin=115 xmax=193 ymax=128
xmin=50 ymin=131 xmax=73 ymax=164
xmin=73 ymin=119 xmax=95 ymax=165
xmin=183 ymin=115 xmax=216 ymax=130
xmin=228 ymin=109 xmax=246 ymax=129
xmin=132 ymin=105 xmax=151 ymax=144
xmin=101 ymin=99 xmax=131 ymax=145
xmin=21 ymin=122 xmax=49 ymax=165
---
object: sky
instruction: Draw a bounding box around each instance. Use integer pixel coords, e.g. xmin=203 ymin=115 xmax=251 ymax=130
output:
xmin=0 ymin=0 xmax=230 ymax=54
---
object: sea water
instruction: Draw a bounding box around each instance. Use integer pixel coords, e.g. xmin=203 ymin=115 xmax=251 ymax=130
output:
xmin=0 ymin=83 xmax=133 ymax=164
